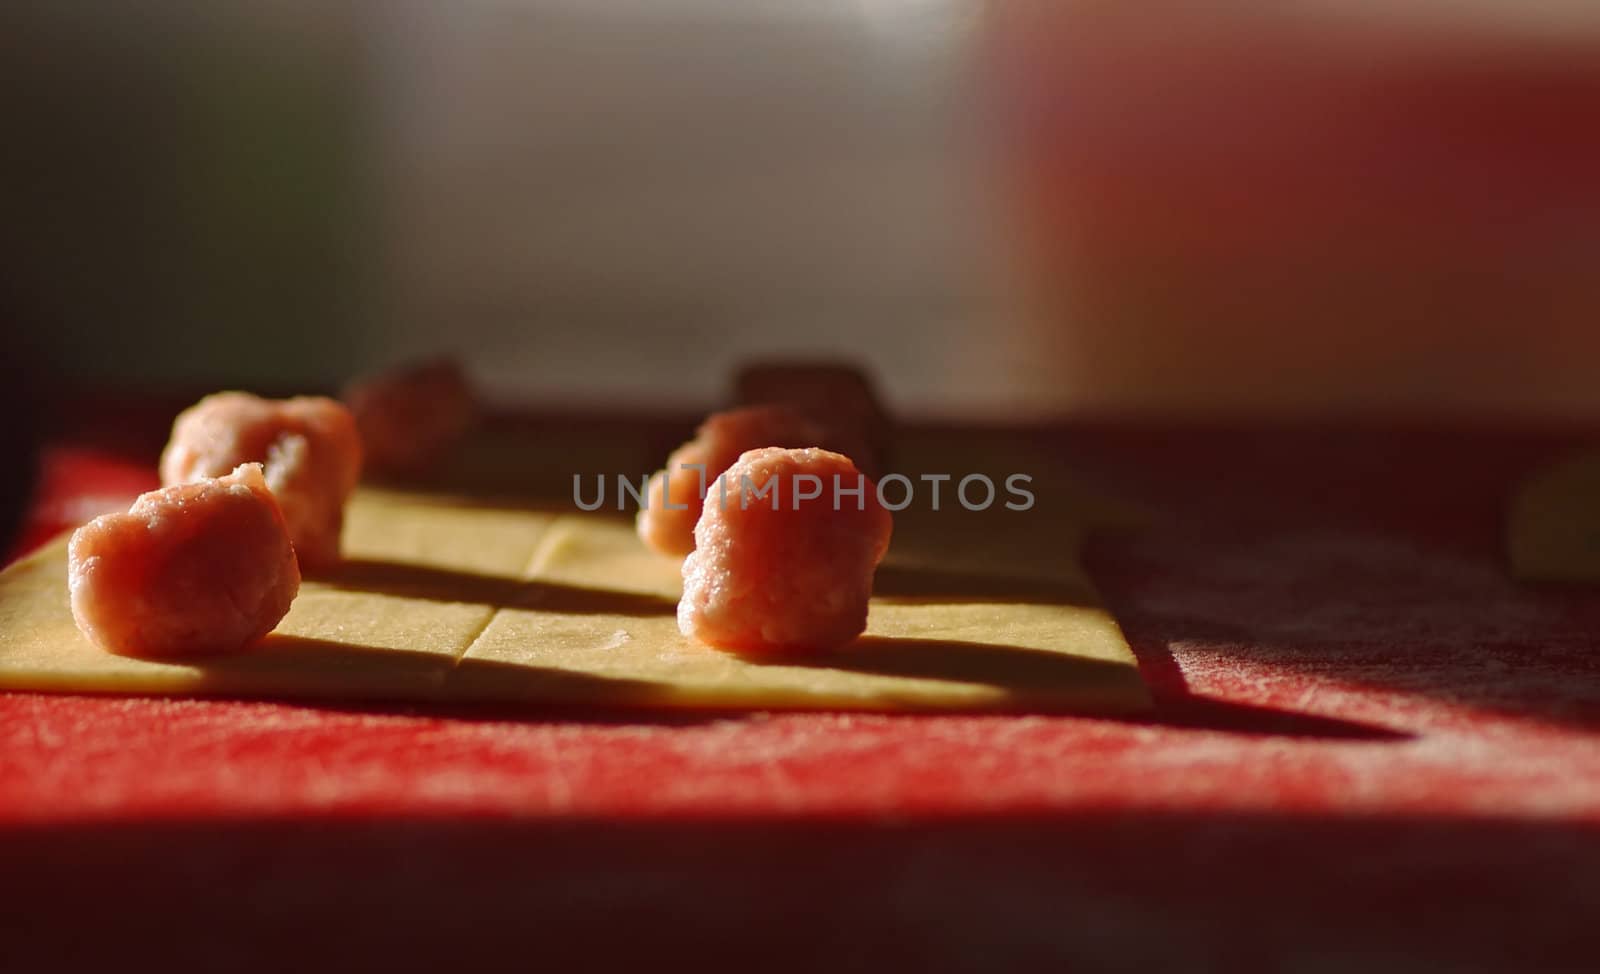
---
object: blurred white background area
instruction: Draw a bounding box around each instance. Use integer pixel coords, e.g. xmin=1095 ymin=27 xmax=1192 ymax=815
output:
xmin=370 ymin=0 xmax=1012 ymax=414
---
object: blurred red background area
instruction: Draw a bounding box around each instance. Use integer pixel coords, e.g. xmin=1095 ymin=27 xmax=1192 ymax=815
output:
xmin=988 ymin=3 xmax=1600 ymax=417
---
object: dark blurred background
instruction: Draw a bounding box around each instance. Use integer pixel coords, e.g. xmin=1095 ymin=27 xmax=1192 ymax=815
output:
xmin=4 ymin=0 xmax=1600 ymax=418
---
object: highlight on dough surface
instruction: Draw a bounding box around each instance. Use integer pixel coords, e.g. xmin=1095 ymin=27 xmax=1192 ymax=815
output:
xmin=678 ymin=447 xmax=893 ymax=656
xmin=67 ymin=463 xmax=301 ymax=660
xmin=161 ymin=392 xmax=362 ymax=569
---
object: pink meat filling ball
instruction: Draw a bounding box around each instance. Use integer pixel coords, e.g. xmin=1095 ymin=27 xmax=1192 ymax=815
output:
xmin=732 ymin=361 xmax=890 ymax=475
xmin=342 ymin=357 xmax=477 ymax=476
xmin=637 ymin=405 xmax=831 ymax=558
xmin=68 ymin=464 xmax=301 ymax=659
xmin=679 ymin=447 xmax=893 ymax=656
xmin=160 ymin=392 xmax=362 ymax=569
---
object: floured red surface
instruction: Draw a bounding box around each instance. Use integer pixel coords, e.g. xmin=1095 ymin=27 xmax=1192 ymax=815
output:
xmin=3 ymin=411 xmax=1600 ymax=970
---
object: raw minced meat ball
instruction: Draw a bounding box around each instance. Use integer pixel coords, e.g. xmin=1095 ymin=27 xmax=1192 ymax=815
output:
xmin=678 ymin=447 xmax=892 ymax=655
xmin=637 ymin=405 xmax=831 ymax=558
xmin=342 ymin=357 xmax=477 ymax=475
xmin=160 ymin=392 xmax=362 ymax=568
xmin=732 ymin=361 xmax=890 ymax=475
xmin=68 ymin=463 xmax=301 ymax=659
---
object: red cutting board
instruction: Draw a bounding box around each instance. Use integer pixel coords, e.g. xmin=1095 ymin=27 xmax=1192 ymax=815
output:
xmin=4 ymin=406 xmax=1599 ymax=970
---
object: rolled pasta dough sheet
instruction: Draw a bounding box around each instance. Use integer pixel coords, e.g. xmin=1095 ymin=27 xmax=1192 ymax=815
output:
xmin=0 ymin=440 xmax=1149 ymax=713
xmin=456 ymin=515 xmax=1145 ymax=712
